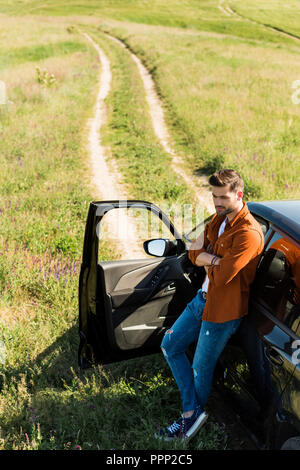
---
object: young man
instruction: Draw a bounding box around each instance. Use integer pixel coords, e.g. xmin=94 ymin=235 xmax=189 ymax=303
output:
xmin=155 ymin=169 xmax=264 ymax=441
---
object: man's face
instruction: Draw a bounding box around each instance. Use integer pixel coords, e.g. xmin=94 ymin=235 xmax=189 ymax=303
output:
xmin=212 ymin=184 xmax=243 ymax=217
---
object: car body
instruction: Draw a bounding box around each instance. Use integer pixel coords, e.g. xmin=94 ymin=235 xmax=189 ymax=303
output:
xmin=78 ymin=199 xmax=300 ymax=450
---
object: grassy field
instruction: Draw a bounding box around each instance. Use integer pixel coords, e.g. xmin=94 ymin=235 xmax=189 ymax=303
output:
xmin=0 ymin=0 xmax=299 ymax=451
xmin=229 ymin=0 xmax=300 ymax=38
xmin=95 ymin=18 xmax=300 ymax=200
xmin=0 ymin=10 xmax=222 ymax=451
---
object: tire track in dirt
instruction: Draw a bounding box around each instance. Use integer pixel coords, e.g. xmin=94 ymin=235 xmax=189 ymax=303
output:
xmin=82 ymin=32 xmax=145 ymax=259
xmin=105 ymin=33 xmax=215 ymax=215
xmin=218 ymin=0 xmax=232 ymax=16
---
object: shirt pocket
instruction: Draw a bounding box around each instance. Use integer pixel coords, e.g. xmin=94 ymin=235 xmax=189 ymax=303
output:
xmin=216 ymin=236 xmax=233 ymax=256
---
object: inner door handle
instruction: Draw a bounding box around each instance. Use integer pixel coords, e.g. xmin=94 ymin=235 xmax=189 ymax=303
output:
xmin=164 ymin=282 xmax=176 ymax=293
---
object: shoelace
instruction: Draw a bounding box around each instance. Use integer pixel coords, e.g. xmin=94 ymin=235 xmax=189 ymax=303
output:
xmin=167 ymin=419 xmax=182 ymax=434
xmin=180 ymin=418 xmax=186 ymax=435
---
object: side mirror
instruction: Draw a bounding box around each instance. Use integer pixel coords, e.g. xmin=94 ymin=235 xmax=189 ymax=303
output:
xmin=143 ymin=238 xmax=178 ymax=257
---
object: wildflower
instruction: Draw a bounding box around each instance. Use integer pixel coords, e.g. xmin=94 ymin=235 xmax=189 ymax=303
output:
xmin=36 ymin=423 xmax=41 ymax=440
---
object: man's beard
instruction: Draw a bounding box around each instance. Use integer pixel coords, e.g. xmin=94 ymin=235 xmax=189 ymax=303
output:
xmin=215 ymin=205 xmax=235 ymax=216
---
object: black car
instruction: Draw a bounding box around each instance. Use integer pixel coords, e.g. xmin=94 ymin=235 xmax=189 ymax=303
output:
xmin=78 ymin=199 xmax=300 ymax=450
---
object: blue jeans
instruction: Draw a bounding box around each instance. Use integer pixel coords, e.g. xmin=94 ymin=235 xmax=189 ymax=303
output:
xmin=161 ymin=289 xmax=242 ymax=412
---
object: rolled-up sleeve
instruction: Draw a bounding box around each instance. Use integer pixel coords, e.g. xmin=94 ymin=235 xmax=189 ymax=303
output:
xmin=207 ymin=228 xmax=263 ymax=286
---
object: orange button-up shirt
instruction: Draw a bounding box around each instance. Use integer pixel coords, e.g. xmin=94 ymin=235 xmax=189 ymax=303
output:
xmin=188 ymin=202 xmax=264 ymax=323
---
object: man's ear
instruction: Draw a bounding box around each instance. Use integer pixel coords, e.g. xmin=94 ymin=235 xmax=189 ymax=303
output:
xmin=237 ymin=190 xmax=243 ymax=200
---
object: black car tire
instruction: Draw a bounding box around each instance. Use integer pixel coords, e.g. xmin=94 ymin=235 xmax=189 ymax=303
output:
xmin=281 ymin=436 xmax=300 ymax=450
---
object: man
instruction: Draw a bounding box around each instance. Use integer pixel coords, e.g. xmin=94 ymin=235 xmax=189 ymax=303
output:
xmin=155 ymin=169 xmax=264 ymax=441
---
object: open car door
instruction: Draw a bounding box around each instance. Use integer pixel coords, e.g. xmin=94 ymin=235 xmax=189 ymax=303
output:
xmin=78 ymin=200 xmax=205 ymax=367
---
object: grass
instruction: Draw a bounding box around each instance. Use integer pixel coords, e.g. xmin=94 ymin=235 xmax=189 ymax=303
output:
xmin=0 ymin=14 xmax=119 ymax=450
xmin=229 ymin=0 xmax=300 ymax=38
xmin=0 ymin=41 xmax=88 ymax=70
xmin=1 ymin=0 xmax=299 ymax=42
xmin=0 ymin=355 xmax=227 ymax=450
xmin=94 ymin=19 xmax=300 ymax=200
xmin=0 ymin=0 xmax=299 ymax=451
xmin=0 ymin=11 xmax=224 ymax=451
xmin=84 ymin=28 xmax=195 ymax=207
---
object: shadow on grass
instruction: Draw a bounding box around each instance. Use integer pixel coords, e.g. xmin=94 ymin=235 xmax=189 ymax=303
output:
xmin=0 ymin=323 xmax=229 ymax=450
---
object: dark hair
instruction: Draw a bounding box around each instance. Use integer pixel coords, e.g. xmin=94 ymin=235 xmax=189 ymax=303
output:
xmin=208 ymin=169 xmax=244 ymax=193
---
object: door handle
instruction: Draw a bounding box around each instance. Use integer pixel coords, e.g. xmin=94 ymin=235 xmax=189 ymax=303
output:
xmin=150 ymin=265 xmax=169 ymax=289
xmin=266 ymin=347 xmax=284 ymax=367
xmin=164 ymin=282 xmax=176 ymax=293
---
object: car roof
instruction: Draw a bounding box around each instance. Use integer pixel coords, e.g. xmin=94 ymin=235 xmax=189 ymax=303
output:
xmin=248 ymin=200 xmax=300 ymax=242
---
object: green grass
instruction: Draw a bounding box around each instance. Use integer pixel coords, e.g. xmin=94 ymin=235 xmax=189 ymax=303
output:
xmin=0 ymin=0 xmax=299 ymax=45
xmin=0 ymin=12 xmax=224 ymax=451
xmin=0 ymin=354 xmax=227 ymax=450
xmin=0 ymin=41 xmax=88 ymax=70
xmin=0 ymin=15 xmax=119 ymax=450
xmin=229 ymin=0 xmax=300 ymax=38
xmin=95 ymin=19 xmax=300 ymax=200
xmin=84 ymin=28 xmax=194 ymax=207
xmin=0 ymin=0 xmax=300 ymax=451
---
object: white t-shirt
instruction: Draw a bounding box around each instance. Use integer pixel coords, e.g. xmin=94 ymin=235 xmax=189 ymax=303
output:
xmin=202 ymin=217 xmax=227 ymax=293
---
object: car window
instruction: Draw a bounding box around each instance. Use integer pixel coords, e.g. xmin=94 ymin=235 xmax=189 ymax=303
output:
xmin=184 ymin=214 xmax=213 ymax=244
xmin=255 ymin=232 xmax=300 ymax=335
xmin=98 ymin=205 xmax=177 ymax=260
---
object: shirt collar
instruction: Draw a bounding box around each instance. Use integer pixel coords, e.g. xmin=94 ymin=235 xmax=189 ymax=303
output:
xmin=226 ymin=201 xmax=249 ymax=227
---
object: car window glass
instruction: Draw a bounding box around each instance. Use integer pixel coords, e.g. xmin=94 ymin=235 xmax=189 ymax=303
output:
xmin=255 ymin=233 xmax=300 ymax=334
xmin=184 ymin=214 xmax=213 ymax=244
xmin=98 ymin=206 xmax=176 ymax=260
xmin=265 ymin=231 xmax=282 ymax=247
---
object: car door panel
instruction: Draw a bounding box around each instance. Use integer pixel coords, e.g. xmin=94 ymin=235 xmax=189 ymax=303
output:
xmin=100 ymin=258 xmax=164 ymax=309
xmin=100 ymin=258 xmax=162 ymax=292
xmin=99 ymin=254 xmax=199 ymax=352
xmin=79 ymin=200 xmax=203 ymax=366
